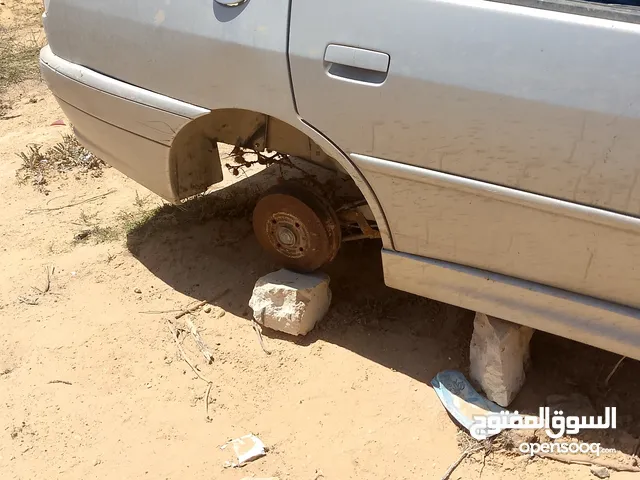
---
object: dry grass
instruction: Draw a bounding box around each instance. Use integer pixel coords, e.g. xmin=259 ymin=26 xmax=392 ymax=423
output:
xmin=73 ymin=225 xmax=120 ymax=244
xmin=124 ymin=186 xmax=261 ymax=251
xmin=73 ymin=208 xmax=121 ymax=245
xmin=70 ymin=186 xmax=259 ymax=247
xmin=0 ymin=1 xmax=46 ymax=117
xmin=0 ymin=27 xmax=41 ymax=93
xmin=16 ymin=134 xmax=106 ymax=192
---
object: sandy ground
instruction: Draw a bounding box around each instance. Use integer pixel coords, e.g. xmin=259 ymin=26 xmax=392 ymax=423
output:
xmin=2 ymin=3 xmax=640 ymax=480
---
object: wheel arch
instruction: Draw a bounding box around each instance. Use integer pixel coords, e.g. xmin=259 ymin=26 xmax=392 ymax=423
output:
xmin=169 ymin=108 xmax=393 ymax=249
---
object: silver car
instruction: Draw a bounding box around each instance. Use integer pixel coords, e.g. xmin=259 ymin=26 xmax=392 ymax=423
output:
xmin=40 ymin=0 xmax=640 ymax=360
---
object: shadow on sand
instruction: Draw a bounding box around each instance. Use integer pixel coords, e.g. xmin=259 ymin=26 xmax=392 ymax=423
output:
xmin=127 ymin=166 xmax=640 ymax=457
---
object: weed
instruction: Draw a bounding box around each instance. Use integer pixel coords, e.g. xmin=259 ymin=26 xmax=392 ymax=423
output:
xmin=73 ymin=225 xmax=119 ymax=244
xmin=91 ymin=226 xmax=120 ymax=243
xmin=68 ymin=173 xmax=261 ymax=249
xmin=16 ymin=144 xmax=46 ymax=172
xmin=16 ymin=134 xmax=106 ymax=191
xmin=129 ymin=187 xmax=259 ymax=241
xmin=117 ymin=207 xmax=161 ymax=235
xmin=73 ymin=193 xmax=162 ymax=245
xmin=73 ymin=207 xmax=120 ymax=244
xmin=79 ymin=209 xmax=99 ymax=226
xmin=16 ymin=144 xmax=48 ymax=190
xmin=47 ymin=134 xmax=105 ymax=172
xmin=133 ymin=191 xmax=152 ymax=209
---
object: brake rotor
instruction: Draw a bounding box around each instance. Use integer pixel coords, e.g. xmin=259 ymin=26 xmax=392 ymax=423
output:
xmin=252 ymin=183 xmax=341 ymax=272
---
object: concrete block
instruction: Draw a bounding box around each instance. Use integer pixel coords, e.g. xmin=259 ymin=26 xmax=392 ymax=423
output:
xmin=249 ymin=269 xmax=331 ymax=336
xmin=470 ymin=312 xmax=534 ymax=407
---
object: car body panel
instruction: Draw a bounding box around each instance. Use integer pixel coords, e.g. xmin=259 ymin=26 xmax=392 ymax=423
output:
xmin=289 ymin=0 xmax=640 ymax=214
xmin=354 ymin=153 xmax=640 ymax=308
xmin=43 ymin=0 xmax=295 ymax=120
xmin=289 ymin=0 xmax=640 ymax=307
xmin=383 ymin=250 xmax=640 ymax=361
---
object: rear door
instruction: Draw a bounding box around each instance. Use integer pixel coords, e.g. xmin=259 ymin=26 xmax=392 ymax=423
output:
xmin=288 ymin=0 xmax=640 ymax=307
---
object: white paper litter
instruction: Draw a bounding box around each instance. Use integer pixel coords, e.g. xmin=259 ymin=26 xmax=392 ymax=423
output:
xmin=221 ymin=434 xmax=267 ymax=467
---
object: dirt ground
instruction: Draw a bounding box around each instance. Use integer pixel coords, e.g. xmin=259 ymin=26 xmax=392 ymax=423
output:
xmin=1 ymin=2 xmax=640 ymax=479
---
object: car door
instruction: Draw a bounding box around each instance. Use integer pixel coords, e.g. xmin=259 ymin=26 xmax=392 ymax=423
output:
xmin=288 ymin=0 xmax=640 ymax=308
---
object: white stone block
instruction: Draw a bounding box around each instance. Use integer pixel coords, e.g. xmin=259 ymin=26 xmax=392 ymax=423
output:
xmin=249 ymin=269 xmax=331 ymax=336
xmin=470 ymin=312 xmax=534 ymax=407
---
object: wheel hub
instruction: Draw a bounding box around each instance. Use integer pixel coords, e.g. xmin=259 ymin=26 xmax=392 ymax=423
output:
xmin=276 ymin=226 xmax=296 ymax=246
xmin=252 ymin=183 xmax=341 ymax=272
xmin=266 ymin=212 xmax=310 ymax=259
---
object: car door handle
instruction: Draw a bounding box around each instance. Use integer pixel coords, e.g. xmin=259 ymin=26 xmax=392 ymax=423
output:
xmin=214 ymin=0 xmax=247 ymax=6
xmin=324 ymin=44 xmax=390 ymax=73
xmin=324 ymin=44 xmax=390 ymax=84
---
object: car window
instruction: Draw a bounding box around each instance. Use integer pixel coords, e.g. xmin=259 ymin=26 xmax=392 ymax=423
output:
xmin=489 ymin=0 xmax=640 ymax=23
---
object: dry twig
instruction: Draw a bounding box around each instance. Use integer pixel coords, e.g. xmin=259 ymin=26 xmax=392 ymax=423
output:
xmin=605 ymin=356 xmax=626 ymax=386
xmin=440 ymin=445 xmax=483 ymax=480
xmin=166 ymin=319 xmax=214 ymax=421
xmin=27 ymin=189 xmax=116 ymax=214
xmin=33 ymin=266 xmax=53 ymax=294
xmin=175 ymin=300 xmax=208 ymax=320
xmin=252 ymin=310 xmax=271 ymax=355
xmin=18 ymin=296 xmax=38 ymax=305
xmin=139 ymin=309 xmax=184 ymax=315
xmin=185 ymin=316 xmax=214 ymax=364
xmin=162 ymin=290 xmax=230 ymax=420
xmin=534 ymin=453 xmax=640 ymax=472
xmin=174 ymin=288 xmax=230 ymax=320
xmin=43 ymin=266 xmax=52 ymax=293
xmin=166 ymin=319 xmax=212 ymax=384
xmin=205 ymin=382 xmax=213 ymax=422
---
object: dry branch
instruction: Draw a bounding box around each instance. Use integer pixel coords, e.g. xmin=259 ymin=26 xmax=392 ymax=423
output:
xmin=27 ymin=189 xmax=116 ymax=213
xmin=252 ymin=310 xmax=271 ymax=355
xmin=173 ymin=288 xmax=230 ymax=320
xmin=174 ymin=300 xmax=208 ymax=320
xmin=185 ymin=316 xmax=214 ymax=364
xmin=18 ymin=296 xmax=38 ymax=305
xmin=534 ymin=453 xmax=640 ymax=472
xmin=605 ymin=356 xmax=626 ymax=386
xmin=166 ymin=318 xmax=214 ymax=421
xmin=48 ymin=380 xmax=72 ymax=385
xmin=166 ymin=319 xmax=212 ymax=384
xmin=205 ymin=382 xmax=213 ymax=422
xmin=33 ymin=265 xmax=53 ymax=294
xmin=441 ymin=445 xmax=483 ymax=480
